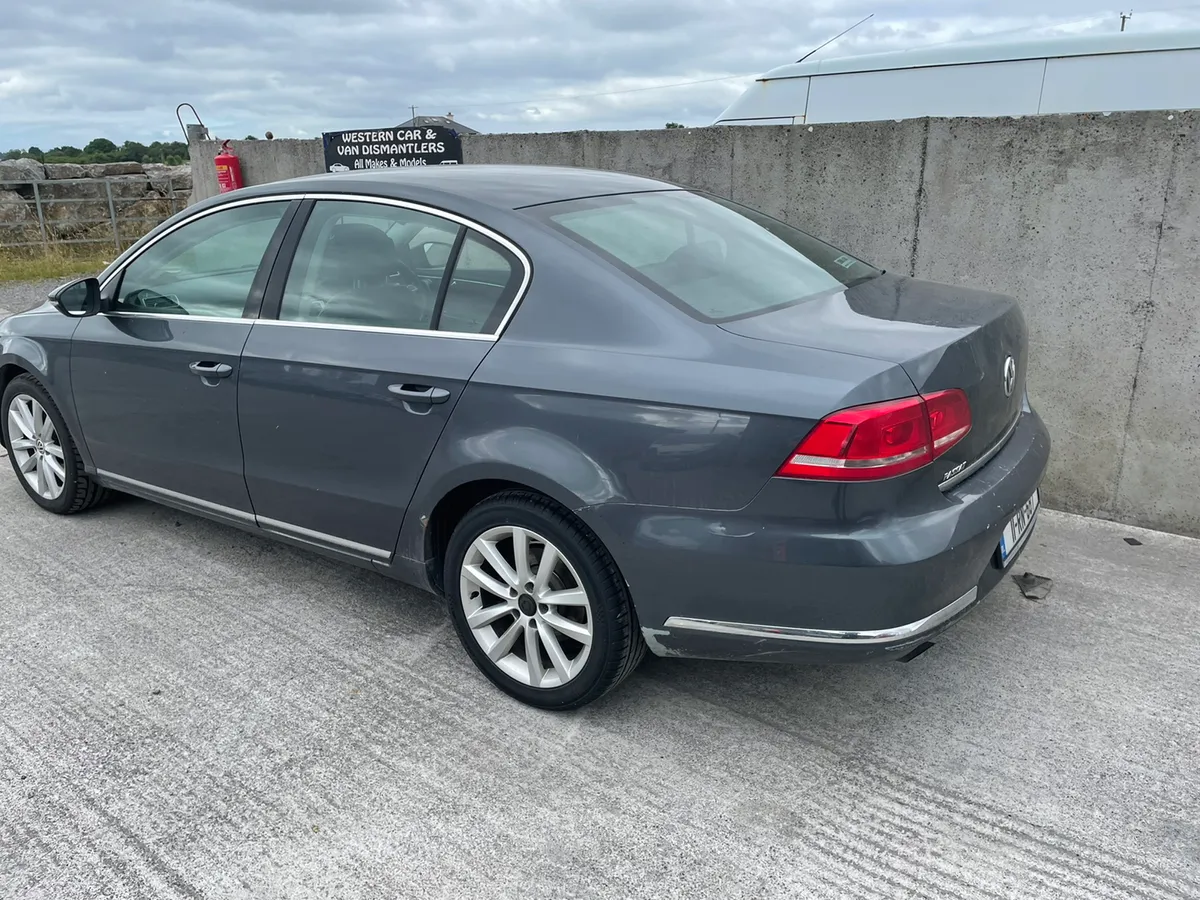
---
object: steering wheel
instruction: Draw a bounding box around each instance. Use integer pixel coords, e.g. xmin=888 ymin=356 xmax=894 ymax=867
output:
xmin=317 ymin=258 xmax=438 ymax=327
xmin=385 ymin=259 xmax=436 ymax=304
xmin=124 ymin=288 xmax=188 ymax=314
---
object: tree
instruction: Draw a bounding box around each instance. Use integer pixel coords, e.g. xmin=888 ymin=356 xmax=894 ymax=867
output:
xmin=1 ymin=147 xmax=44 ymax=160
xmin=119 ymin=140 xmax=149 ymax=162
xmin=244 ymin=135 xmax=259 ymax=140
xmin=665 ymin=122 xmax=685 ymax=129
xmin=6 ymin=138 xmax=190 ymax=165
xmin=83 ymin=138 xmax=119 ymax=156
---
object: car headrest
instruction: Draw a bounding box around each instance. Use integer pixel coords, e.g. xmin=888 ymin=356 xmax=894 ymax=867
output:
xmin=327 ymin=222 xmax=396 ymax=256
xmin=323 ymin=223 xmax=397 ymax=283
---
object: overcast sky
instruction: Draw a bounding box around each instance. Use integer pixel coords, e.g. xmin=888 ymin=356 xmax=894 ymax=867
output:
xmin=3 ymin=1 xmax=1199 ymax=150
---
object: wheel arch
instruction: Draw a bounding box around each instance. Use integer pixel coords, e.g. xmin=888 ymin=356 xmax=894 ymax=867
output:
xmin=412 ymin=463 xmax=624 ymax=597
xmin=0 ymin=341 xmax=92 ymax=470
xmin=0 ymin=357 xmax=43 ymax=451
xmin=1 ymin=340 xmax=49 ymax=382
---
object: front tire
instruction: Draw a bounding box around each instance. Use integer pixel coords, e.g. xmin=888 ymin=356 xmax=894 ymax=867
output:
xmin=445 ymin=491 xmax=646 ymax=710
xmin=3 ymin=374 xmax=108 ymax=515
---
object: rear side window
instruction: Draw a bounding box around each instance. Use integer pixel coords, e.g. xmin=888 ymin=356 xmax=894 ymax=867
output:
xmin=280 ymin=199 xmax=461 ymax=331
xmin=531 ymin=191 xmax=880 ymax=322
xmin=437 ymin=233 xmax=523 ymax=334
xmin=276 ymin=199 xmax=524 ymax=335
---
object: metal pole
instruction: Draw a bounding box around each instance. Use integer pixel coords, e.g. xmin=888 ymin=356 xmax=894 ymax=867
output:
xmin=104 ymin=179 xmax=120 ymax=253
xmin=31 ymin=181 xmax=49 ymax=250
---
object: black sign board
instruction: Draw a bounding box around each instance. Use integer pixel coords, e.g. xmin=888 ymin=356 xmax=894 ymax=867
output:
xmin=321 ymin=125 xmax=463 ymax=172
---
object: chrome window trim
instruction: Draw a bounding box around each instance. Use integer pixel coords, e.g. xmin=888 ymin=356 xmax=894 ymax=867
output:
xmin=662 ymin=586 xmax=979 ymax=646
xmin=103 ymin=312 xmax=251 ymax=325
xmin=97 ymin=190 xmax=534 ymax=342
xmin=939 ymin=412 xmax=1022 ymax=491
xmin=251 ymin=319 xmax=494 ymax=341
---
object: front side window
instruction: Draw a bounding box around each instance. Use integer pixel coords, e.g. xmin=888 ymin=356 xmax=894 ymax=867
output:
xmin=280 ymin=200 xmax=462 ymax=331
xmin=115 ymin=202 xmax=290 ymax=318
xmin=531 ymin=191 xmax=880 ymax=322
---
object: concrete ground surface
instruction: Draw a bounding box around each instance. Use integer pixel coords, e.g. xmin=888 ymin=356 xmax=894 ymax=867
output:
xmin=2 ymin=469 xmax=1199 ymax=899
xmin=1 ymin=284 xmax=1199 ymax=899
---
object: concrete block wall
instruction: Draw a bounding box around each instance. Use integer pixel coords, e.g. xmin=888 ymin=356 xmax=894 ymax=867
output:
xmin=190 ymin=112 xmax=1200 ymax=536
xmin=912 ymin=115 xmax=1197 ymax=532
xmin=190 ymin=139 xmax=324 ymax=203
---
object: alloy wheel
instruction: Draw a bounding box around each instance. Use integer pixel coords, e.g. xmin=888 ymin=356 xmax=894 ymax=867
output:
xmin=6 ymin=394 xmax=67 ymax=501
xmin=460 ymin=525 xmax=593 ymax=689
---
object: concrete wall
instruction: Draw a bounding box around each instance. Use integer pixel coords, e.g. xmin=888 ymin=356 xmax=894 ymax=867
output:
xmin=190 ymin=139 xmax=323 ymax=203
xmin=190 ymin=112 xmax=1200 ymax=537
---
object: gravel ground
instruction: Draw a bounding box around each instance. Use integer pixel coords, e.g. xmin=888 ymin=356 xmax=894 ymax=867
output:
xmin=1 ymin=285 xmax=1199 ymax=898
xmin=0 ymin=279 xmax=57 ymax=318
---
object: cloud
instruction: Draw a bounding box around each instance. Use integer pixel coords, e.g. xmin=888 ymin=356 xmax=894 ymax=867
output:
xmin=2 ymin=0 xmax=1198 ymax=150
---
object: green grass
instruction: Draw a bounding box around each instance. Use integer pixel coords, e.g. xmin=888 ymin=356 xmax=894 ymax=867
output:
xmin=0 ymin=247 xmax=114 ymax=283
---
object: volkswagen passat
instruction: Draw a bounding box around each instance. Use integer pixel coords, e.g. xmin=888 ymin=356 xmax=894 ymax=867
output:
xmin=0 ymin=166 xmax=1049 ymax=709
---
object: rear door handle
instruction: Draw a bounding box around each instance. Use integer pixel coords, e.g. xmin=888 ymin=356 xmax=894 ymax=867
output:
xmin=189 ymin=361 xmax=233 ymax=379
xmin=388 ymin=384 xmax=450 ymax=404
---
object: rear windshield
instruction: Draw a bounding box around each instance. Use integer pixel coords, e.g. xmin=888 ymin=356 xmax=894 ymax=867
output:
xmin=530 ymin=191 xmax=881 ymax=322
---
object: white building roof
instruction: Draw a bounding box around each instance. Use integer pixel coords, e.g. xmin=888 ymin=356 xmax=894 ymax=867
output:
xmin=759 ymin=28 xmax=1200 ymax=82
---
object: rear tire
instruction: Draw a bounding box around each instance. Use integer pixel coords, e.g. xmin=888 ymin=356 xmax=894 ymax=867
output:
xmin=3 ymin=374 xmax=109 ymax=515
xmin=445 ymin=491 xmax=646 ymax=710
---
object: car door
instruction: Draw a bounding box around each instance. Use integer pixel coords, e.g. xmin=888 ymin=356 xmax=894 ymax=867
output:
xmin=237 ymin=196 xmax=527 ymax=561
xmin=70 ymin=198 xmax=297 ymax=518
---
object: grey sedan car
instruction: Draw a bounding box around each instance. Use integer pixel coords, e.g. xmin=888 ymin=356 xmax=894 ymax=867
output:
xmin=1 ymin=166 xmax=1049 ymax=709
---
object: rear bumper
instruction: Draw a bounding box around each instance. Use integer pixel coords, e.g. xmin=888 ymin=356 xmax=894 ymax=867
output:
xmin=583 ymin=407 xmax=1050 ymax=663
xmin=662 ymin=583 xmax=981 ymax=654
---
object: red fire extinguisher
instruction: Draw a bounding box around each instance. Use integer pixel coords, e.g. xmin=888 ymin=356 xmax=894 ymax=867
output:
xmin=214 ymin=140 xmax=244 ymax=193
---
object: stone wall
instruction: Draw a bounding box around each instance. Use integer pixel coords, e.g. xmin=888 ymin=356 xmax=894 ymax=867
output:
xmin=0 ymin=159 xmax=192 ymax=249
xmin=185 ymin=113 xmax=1200 ymax=536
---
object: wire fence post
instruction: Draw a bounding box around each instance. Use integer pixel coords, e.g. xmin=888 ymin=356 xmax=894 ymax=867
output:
xmin=31 ymin=181 xmax=49 ymax=250
xmin=103 ymin=179 xmax=121 ymax=254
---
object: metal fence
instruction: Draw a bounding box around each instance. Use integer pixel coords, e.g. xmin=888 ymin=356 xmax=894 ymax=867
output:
xmin=0 ymin=176 xmax=189 ymax=253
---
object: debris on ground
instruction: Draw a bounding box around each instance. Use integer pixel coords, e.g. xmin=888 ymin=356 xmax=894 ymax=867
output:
xmin=1124 ymin=537 xmax=1143 ymax=546
xmin=1012 ymin=571 xmax=1054 ymax=600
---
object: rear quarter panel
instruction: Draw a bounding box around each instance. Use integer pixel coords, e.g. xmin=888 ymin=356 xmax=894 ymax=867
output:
xmin=394 ymin=224 xmax=916 ymax=585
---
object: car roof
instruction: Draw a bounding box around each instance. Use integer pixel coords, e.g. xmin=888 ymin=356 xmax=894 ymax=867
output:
xmin=244 ymin=165 xmax=681 ymax=211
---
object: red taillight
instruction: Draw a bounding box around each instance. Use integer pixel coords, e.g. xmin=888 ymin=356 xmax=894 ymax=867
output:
xmin=925 ymin=389 xmax=972 ymax=453
xmin=777 ymin=390 xmax=971 ymax=481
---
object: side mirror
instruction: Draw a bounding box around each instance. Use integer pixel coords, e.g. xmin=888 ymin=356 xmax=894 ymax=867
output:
xmin=48 ymin=277 xmax=101 ymax=318
xmin=422 ymin=241 xmax=453 ymax=268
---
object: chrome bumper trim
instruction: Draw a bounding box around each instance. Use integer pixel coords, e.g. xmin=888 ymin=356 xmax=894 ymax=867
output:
xmin=663 ymin=586 xmax=980 ymax=646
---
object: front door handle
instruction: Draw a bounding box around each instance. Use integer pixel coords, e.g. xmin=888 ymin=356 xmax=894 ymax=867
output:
xmin=388 ymin=384 xmax=450 ymax=404
xmin=189 ymin=361 xmax=233 ymax=381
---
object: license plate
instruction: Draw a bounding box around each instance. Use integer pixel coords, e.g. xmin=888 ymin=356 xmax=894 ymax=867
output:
xmin=998 ymin=489 xmax=1040 ymax=566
